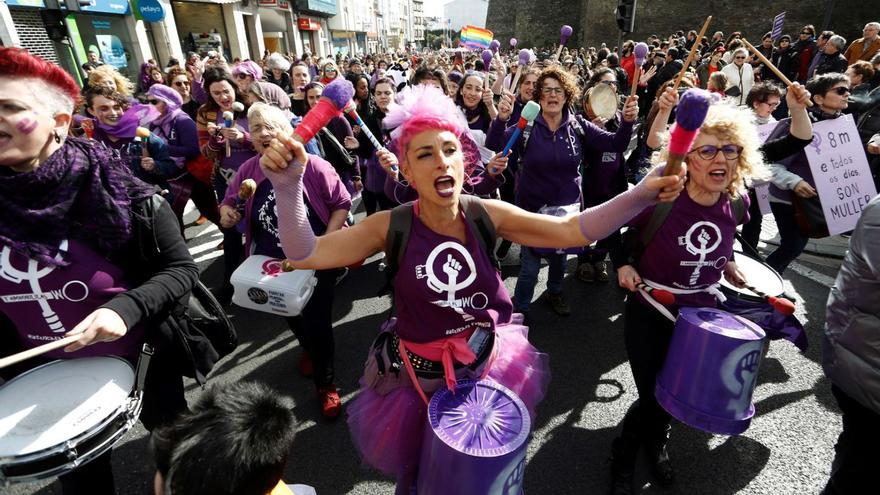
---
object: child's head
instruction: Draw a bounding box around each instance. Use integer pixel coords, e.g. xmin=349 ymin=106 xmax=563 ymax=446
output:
xmin=152 ymin=381 xmax=297 ymax=495
xmin=707 ymin=71 xmax=728 ymax=93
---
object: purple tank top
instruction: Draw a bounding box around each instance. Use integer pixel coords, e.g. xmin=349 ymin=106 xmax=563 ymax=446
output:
xmin=393 ymin=209 xmax=512 ymax=343
xmin=0 ymin=240 xmax=146 ymax=360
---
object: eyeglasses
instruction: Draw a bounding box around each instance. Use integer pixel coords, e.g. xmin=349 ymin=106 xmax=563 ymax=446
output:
xmin=542 ymin=87 xmax=564 ymax=95
xmin=147 ymin=99 xmax=161 ymax=105
xmin=234 ymin=73 xmax=250 ymax=80
xmin=831 ymin=86 xmax=851 ymax=96
xmin=173 ymin=81 xmax=190 ymax=87
xmin=735 ymin=56 xmax=746 ymax=60
xmin=761 ymin=100 xmax=781 ymax=107
xmin=689 ymin=144 xmax=743 ymax=161
xmin=801 ymin=31 xmax=812 ymax=35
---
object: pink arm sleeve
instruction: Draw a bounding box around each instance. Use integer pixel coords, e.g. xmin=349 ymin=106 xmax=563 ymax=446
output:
xmin=578 ymin=173 xmax=657 ymax=242
xmin=263 ymin=160 xmax=317 ymax=261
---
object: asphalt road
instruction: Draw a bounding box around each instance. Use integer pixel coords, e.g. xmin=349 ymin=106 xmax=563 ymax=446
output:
xmin=6 ymin=205 xmax=845 ymax=495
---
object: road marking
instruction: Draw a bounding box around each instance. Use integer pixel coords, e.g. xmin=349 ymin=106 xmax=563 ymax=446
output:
xmin=193 ymin=249 xmax=224 ymax=264
xmin=787 ymin=261 xmax=837 ymax=288
xmin=188 ymin=237 xmax=223 ymax=256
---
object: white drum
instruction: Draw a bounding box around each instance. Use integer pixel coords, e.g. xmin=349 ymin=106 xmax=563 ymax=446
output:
xmin=231 ymin=255 xmax=317 ymax=317
xmin=0 ymin=357 xmax=141 ymax=484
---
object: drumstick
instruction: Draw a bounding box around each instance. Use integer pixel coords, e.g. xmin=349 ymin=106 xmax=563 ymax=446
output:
xmin=672 ymin=16 xmax=712 ymax=91
xmin=0 ymin=334 xmax=82 ymax=370
xmin=630 ymin=42 xmax=649 ymax=96
xmin=636 ymin=283 xmax=676 ymax=305
xmin=742 ymin=39 xmax=813 ymax=107
xmin=743 ymin=283 xmax=797 ymax=315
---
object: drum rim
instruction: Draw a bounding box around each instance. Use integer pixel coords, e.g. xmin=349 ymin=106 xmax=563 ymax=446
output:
xmin=0 ymin=356 xmax=136 ymax=458
xmin=719 ymin=249 xmax=785 ymax=300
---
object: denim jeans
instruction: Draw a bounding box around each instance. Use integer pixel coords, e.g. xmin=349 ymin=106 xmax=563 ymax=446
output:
xmin=513 ymin=247 xmax=565 ymax=312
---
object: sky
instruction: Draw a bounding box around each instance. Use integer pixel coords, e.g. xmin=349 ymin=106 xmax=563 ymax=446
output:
xmin=422 ymin=0 xmax=451 ymax=20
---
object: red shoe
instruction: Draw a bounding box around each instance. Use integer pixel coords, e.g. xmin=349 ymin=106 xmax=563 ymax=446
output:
xmin=298 ymin=351 xmax=313 ymax=377
xmin=318 ymin=385 xmax=341 ymax=419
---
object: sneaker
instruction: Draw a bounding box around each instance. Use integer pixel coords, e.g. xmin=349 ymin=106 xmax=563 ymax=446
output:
xmin=577 ymin=262 xmax=595 ymax=282
xmin=298 ymin=351 xmax=314 ymax=377
xmin=594 ymin=261 xmax=609 ymax=283
xmin=545 ymin=293 xmax=571 ymax=316
xmin=318 ymin=385 xmax=341 ymax=419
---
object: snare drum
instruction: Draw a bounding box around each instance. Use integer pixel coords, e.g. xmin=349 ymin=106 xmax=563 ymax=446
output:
xmin=720 ymin=250 xmax=784 ymax=303
xmin=0 ymin=357 xmax=142 ymax=484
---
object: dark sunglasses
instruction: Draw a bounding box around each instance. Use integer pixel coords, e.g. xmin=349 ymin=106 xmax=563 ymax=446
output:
xmin=173 ymin=81 xmax=190 ymax=87
xmin=147 ymin=99 xmax=161 ymax=105
xmin=831 ymin=87 xmax=851 ymax=96
xmin=234 ymin=73 xmax=250 ymax=80
xmin=735 ymin=56 xmax=746 ymax=59
xmin=801 ymin=31 xmax=812 ymax=35
xmin=689 ymin=144 xmax=743 ymax=161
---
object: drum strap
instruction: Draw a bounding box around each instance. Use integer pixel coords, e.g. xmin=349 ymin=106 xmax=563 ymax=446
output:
xmin=640 ymin=278 xmax=726 ymax=323
xmin=134 ymin=343 xmax=154 ymax=396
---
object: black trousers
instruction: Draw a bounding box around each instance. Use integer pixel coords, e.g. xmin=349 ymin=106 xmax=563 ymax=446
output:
xmin=823 ymin=385 xmax=880 ymax=494
xmin=286 ymin=269 xmax=339 ymax=388
xmin=741 ymin=188 xmax=764 ymax=252
xmin=619 ymin=296 xmax=675 ymax=444
xmin=766 ymin=202 xmax=809 ymax=274
xmin=362 ymin=189 xmax=394 ymax=215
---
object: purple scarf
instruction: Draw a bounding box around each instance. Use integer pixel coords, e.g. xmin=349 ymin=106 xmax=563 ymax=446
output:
xmin=95 ymin=104 xmax=160 ymax=139
xmin=0 ymin=137 xmax=156 ymax=266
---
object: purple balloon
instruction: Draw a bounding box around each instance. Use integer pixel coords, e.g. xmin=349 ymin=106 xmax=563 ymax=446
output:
xmin=560 ymin=25 xmax=573 ymax=44
xmin=518 ymin=49 xmax=531 ymax=66
xmin=490 ymin=40 xmax=501 ymax=53
xmin=481 ymin=49 xmax=493 ymax=68
xmin=634 ymin=42 xmax=649 ymax=65
xmin=510 ymin=38 xmax=518 ymax=47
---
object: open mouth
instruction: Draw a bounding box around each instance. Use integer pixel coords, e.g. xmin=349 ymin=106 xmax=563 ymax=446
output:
xmin=434 ymin=175 xmax=455 ymax=198
xmin=708 ymin=169 xmax=728 ymax=181
xmin=0 ymin=131 xmax=10 ymax=146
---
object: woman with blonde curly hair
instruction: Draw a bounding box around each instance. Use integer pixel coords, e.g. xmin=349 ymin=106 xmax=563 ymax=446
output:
xmin=609 ymin=99 xmax=770 ymax=494
xmin=88 ymin=64 xmax=135 ymax=98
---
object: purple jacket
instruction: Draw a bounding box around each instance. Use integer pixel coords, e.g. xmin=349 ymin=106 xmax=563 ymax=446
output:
xmin=149 ymin=112 xmax=200 ymax=168
xmin=486 ymin=109 xmax=634 ymax=212
xmin=222 ymin=154 xmax=352 ymax=254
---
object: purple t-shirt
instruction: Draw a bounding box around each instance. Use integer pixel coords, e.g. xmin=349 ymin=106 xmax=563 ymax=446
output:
xmin=0 ymin=240 xmax=145 ymax=360
xmin=250 ymin=180 xmax=325 ymax=259
xmin=394 ymin=209 xmax=512 ymax=343
xmin=633 ymin=191 xmax=750 ymax=308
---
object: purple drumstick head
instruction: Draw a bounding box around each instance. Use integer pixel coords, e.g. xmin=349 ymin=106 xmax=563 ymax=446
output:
xmin=518 ymin=48 xmax=531 ymax=66
xmin=321 ymin=78 xmax=356 ymax=110
xmin=676 ymin=88 xmax=713 ymax=131
xmin=510 ymin=38 xmax=518 ymax=48
xmin=560 ymin=25 xmax=573 ymax=44
xmin=490 ymin=40 xmax=501 ymax=53
xmin=482 ymin=49 xmax=493 ymax=68
xmin=634 ymin=42 xmax=649 ymax=65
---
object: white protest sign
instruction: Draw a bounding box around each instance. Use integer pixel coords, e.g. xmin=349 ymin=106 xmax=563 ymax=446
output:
xmin=804 ymin=114 xmax=878 ymax=235
xmin=754 ymin=122 xmax=779 ymax=216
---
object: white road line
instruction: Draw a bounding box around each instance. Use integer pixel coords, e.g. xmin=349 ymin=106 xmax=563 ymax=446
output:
xmin=188 ymin=237 xmax=223 ymax=256
xmin=193 ymin=249 xmax=224 ymax=264
xmin=787 ymin=261 xmax=837 ymax=288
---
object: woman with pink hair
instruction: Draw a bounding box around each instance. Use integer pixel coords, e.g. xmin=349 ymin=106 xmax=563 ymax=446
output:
xmin=259 ymin=85 xmax=685 ymax=493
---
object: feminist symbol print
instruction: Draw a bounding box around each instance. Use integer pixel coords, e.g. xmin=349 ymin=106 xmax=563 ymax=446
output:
xmin=677 ymin=221 xmax=727 ymax=286
xmin=415 ymin=241 xmax=488 ymax=322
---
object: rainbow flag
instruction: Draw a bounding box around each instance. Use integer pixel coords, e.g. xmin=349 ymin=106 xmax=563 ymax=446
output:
xmin=460 ymin=25 xmax=493 ymax=50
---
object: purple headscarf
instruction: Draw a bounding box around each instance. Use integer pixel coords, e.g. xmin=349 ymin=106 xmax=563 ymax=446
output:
xmin=250 ymin=81 xmax=293 ymax=119
xmin=147 ymin=84 xmax=184 ymax=139
xmin=232 ymin=60 xmax=263 ymax=81
xmin=0 ymin=137 xmax=156 ymax=266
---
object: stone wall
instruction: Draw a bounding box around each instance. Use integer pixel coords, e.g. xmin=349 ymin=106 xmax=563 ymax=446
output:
xmin=487 ymin=0 xmax=876 ymax=51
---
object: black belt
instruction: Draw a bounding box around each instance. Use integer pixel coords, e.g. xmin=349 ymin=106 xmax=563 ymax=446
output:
xmin=388 ymin=331 xmax=495 ymax=378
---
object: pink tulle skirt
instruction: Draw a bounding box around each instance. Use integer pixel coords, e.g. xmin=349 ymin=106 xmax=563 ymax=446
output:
xmin=346 ymin=316 xmax=550 ymax=481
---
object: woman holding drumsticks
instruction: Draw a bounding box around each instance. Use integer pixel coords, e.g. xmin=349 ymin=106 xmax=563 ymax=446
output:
xmin=260 ymin=84 xmax=683 ymax=494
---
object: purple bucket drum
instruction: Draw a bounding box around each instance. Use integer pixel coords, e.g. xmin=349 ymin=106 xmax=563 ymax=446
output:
xmin=655 ymin=307 xmax=766 ymax=435
xmin=417 ymin=379 xmax=530 ymax=495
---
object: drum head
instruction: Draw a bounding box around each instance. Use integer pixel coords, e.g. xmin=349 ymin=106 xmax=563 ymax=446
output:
xmin=0 ymin=357 xmax=134 ymax=457
xmin=720 ymin=250 xmax=784 ymax=299
xmin=589 ymin=84 xmax=618 ymax=120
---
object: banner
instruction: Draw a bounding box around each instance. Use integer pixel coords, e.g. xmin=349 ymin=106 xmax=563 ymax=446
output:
xmin=754 ymin=122 xmax=777 ymax=215
xmin=771 ymin=12 xmax=786 ymax=41
xmin=804 ymin=114 xmax=877 ymax=235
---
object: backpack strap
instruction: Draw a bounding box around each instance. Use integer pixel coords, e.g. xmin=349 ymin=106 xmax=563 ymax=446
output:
xmin=382 ymin=202 xmax=415 ymax=294
xmin=459 ymin=195 xmax=499 ymax=270
xmin=626 ymin=201 xmax=673 ymax=266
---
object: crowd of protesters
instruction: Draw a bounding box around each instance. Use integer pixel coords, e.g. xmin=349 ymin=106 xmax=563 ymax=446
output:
xmin=1 ymin=17 xmax=880 ymax=495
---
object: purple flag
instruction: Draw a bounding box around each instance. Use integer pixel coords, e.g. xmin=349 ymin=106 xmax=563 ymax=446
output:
xmin=771 ymin=12 xmax=786 ymax=41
